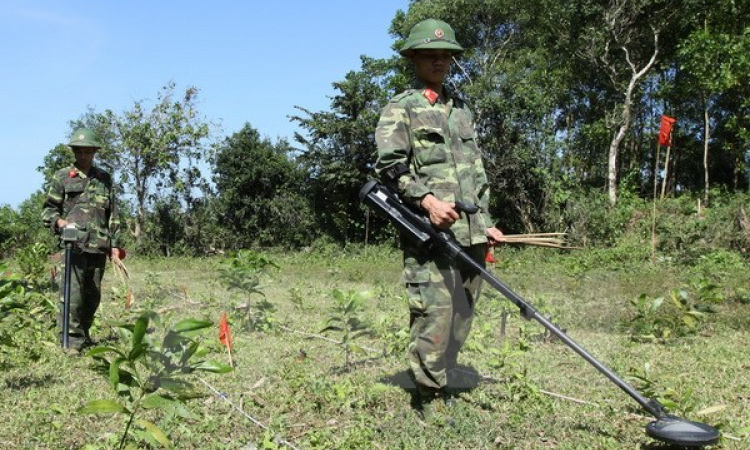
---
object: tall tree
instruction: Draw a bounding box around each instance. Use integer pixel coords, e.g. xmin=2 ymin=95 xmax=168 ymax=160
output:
xmin=103 ymin=82 xmax=213 ymax=241
xmin=677 ymin=0 xmax=750 ymax=202
xmin=291 ymin=56 xmax=396 ymax=243
xmin=213 ymin=123 xmax=313 ymax=248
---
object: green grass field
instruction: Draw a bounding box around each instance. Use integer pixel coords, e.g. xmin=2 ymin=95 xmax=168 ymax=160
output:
xmin=1 ymin=245 xmax=748 ymax=449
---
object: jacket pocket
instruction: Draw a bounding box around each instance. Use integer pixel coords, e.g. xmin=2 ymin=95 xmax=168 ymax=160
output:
xmin=413 ymin=126 xmax=447 ymax=166
xmin=459 ymin=121 xmax=479 ymax=154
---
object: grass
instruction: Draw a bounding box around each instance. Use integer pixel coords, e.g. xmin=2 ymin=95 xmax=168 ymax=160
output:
xmin=1 ymin=244 xmax=748 ymax=449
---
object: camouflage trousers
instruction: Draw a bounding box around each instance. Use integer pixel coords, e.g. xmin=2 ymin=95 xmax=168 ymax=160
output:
xmin=403 ymin=244 xmax=485 ymax=390
xmin=57 ymin=251 xmax=107 ymax=341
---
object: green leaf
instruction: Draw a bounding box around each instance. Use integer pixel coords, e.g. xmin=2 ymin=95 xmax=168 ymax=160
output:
xmin=109 ymin=357 xmax=124 ymax=390
xmin=133 ymin=315 xmax=149 ymax=347
xmin=348 ymin=344 xmax=367 ymax=355
xmin=172 ymin=318 xmax=212 ymax=333
xmin=141 ymin=393 xmax=178 ymax=410
xmin=650 ymin=297 xmax=664 ymax=313
xmin=192 ymin=360 xmax=233 ymax=373
xmin=79 ymin=399 xmax=128 ymax=414
xmin=135 ymin=419 xmax=174 ymax=450
xmin=141 ymin=394 xmax=197 ymax=419
xmin=158 ymin=377 xmax=193 ymax=393
xmin=128 ymin=342 xmax=149 ymax=361
xmin=86 ymin=346 xmax=126 ymax=358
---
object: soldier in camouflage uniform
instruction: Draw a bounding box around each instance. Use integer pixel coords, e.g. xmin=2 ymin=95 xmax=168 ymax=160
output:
xmin=375 ymin=19 xmax=504 ymax=421
xmin=42 ymin=128 xmax=122 ymax=351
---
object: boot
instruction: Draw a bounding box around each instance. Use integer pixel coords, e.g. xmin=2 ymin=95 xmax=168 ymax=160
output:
xmin=417 ymin=385 xmax=454 ymax=426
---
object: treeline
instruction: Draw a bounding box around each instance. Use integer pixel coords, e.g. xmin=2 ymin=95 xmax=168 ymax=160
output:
xmin=2 ymin=0 xmax=749 ymax=260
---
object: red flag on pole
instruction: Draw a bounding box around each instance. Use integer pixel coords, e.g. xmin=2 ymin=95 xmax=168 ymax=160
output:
xmin=659 ymin=115 xmax=676 ymax=146
xmin=485 ymin=244 xmax=497 ymax=263
xmin=219 ymin=313 xmax=233 ymax=350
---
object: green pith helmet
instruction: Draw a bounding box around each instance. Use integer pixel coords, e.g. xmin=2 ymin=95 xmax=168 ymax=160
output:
xmin=68 ymin=128 xmax=102 ymax=148
xmin=399 ymin=19 xmax=464 ymax=56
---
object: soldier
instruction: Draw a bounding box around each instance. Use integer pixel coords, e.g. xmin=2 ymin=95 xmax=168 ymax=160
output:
xmin=375 ymin=19 xmax=504 ymax=422
xmin=42 ymin=128 xmax=122 ymax=352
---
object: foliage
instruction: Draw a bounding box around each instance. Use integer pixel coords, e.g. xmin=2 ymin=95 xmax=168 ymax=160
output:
xmin=0 ymin=262 xmax=56 ymax=366
xmin=626 ymin=363 xmax=710 ymax=417
xmin=654 ymin=193 xmax=750 ymax=263
xmin=213 ymin=123 xmax=314 ymax=249
xmin=103 ymin=82 xmax=214 ymax=242
xmin=622 ymin=289 xmax=715 ymax=342
xmin=1 ymin=247 xmax=749 ymax=448
xmin=81 ymin=311 xmax=232 ymax=449
xmin=218 ymin=250 xmax=279 ymax=332
xmin=291 ymin=56 xmax=397 ymax=243
xmin=0 ymin=192 xmax=53 ymax=259
xmin=320 ymin=289 xmax=373 ymax=370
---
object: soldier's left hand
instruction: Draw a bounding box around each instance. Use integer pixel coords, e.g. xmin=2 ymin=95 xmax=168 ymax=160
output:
xmin=486 ymin=227 xmax=505 ymax=246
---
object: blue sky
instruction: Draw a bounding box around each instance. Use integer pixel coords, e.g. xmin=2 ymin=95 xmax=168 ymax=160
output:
xmin=1 ymin=0 xmax=410 ymax=208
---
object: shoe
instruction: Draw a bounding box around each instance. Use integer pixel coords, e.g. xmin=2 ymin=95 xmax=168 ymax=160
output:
xmin=61 ymin=335 xmax=86 ymax=355
xmin=417 ymin=385 xmax=454 ymax=426
xmin=441 ymin=389 xmax=457 ymax=408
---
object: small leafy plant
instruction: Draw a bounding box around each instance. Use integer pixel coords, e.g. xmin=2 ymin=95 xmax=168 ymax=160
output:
xmin=219 ymin=250 xmax=279 ymax=331
xmin=0 ymin=262 xmax=56 ymax=365
xmin=623 ymin=289 xmax=715 ymax=342
xmin=321 ymin=289 xmax=373 ymax=371
xmin=81 ymin=311 xmax=232 ymax=449
xmin=627 ymin=363 xmax=700 ymax=416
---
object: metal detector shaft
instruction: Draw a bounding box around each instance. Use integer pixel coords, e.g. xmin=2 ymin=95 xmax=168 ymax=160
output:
xmin=359 ymin=180 xmax=665 ymax=419
xmin=451 ymin=249 xmax=664 ymax=418
xmin=61 ymin=242 xmax=72 ymax=349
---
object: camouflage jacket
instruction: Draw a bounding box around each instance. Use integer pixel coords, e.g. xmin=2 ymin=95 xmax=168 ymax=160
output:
xmin=375 ymin=85 xmax=490 ymax=248
xmin=42 ymin=165 xmax=120 ymax=253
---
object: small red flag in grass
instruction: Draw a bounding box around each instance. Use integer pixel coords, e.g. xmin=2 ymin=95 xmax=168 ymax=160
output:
xmin=219 ymin=312 xmax=234 ymax=367
xmin=219 ymin=313 xmax=233 ymax=349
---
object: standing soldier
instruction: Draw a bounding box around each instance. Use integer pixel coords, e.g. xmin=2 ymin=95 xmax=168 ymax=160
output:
xmin=375 ymin=19 xmax=504 ymax=422
xmin=42 ymin=128 xmax=122 ymax=353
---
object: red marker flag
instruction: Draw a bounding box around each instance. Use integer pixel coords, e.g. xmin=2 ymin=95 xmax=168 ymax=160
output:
xmin=659 ymin=115 xmax=676 ymax=147
xmin=219 ymin=313 xmax=233 ymax=350
xmin=485 ymin=244 xmax=497 ymax=263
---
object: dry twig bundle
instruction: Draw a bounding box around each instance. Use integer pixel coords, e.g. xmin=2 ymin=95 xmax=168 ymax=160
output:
xmin=500 ymin=232 xmax=577 ymax=249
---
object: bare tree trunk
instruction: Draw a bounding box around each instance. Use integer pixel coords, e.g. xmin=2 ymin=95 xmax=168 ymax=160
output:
xmin=606 ymin=27 xmax=659 ymax=205
xmin=608 ymin=113 xmax=629 ymax=204
xmin=703 ymin=103 xmax=710 ymax=205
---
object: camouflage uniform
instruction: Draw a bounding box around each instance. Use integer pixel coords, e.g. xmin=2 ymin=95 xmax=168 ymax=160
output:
xmin=42 ymin=163 xmax=120 ymax=346
xmin=375 ymin=84 xmax=491 ymax=390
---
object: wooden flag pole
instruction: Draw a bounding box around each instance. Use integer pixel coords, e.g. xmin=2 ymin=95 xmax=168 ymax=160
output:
xmin=651 ymin=138 xmax=662 ymax=261
xmin=226 ymin=340 xmax=234 ymax=368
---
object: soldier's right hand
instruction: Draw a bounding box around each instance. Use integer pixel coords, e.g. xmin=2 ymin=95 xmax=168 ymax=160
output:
xmin=56 ymin=218 xmax=69 ymax=229
xmin=420 ymin=194 xmax=459 ymax=229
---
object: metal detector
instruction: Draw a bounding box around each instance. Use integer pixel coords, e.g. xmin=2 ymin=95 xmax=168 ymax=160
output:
xmin=60 ymin=225 xmax=78 ymax=349
xmin=360 ymin=180 xmax=720 ymax=447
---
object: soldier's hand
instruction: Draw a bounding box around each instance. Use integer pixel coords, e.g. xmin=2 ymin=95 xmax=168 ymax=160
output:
xmin=486 ymin=227 xmax=505 ymax=246
xmin=56 ymin=218 xmax=69 ymax=229
xmin=420 ymin=194 xmax=460 ymax=229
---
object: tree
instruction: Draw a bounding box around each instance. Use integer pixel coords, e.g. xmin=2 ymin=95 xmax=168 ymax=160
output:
xmin=213 ymin=123 xmax=313 ymax=248
xmin=103 ymin=82 xmax=213 ymax=242
xmin=291 ymin=56 xmax=396 ymax=243
xmin=677 ymin=0 xmax=750 ymax=202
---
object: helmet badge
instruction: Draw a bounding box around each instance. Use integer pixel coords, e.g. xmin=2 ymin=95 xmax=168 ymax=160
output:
xmin=78 ymin=134 xmax=85 ymax=140
xmin=434 ymin=28 xmax=444 ymax=39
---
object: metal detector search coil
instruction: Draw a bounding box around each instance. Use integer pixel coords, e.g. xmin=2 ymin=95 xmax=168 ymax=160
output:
xmin=359 ymin=179 xmax=720 ymax=448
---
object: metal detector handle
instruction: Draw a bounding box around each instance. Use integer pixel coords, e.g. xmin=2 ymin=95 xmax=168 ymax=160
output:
xmin=454 ymin=200 xmax=479 ymax=215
